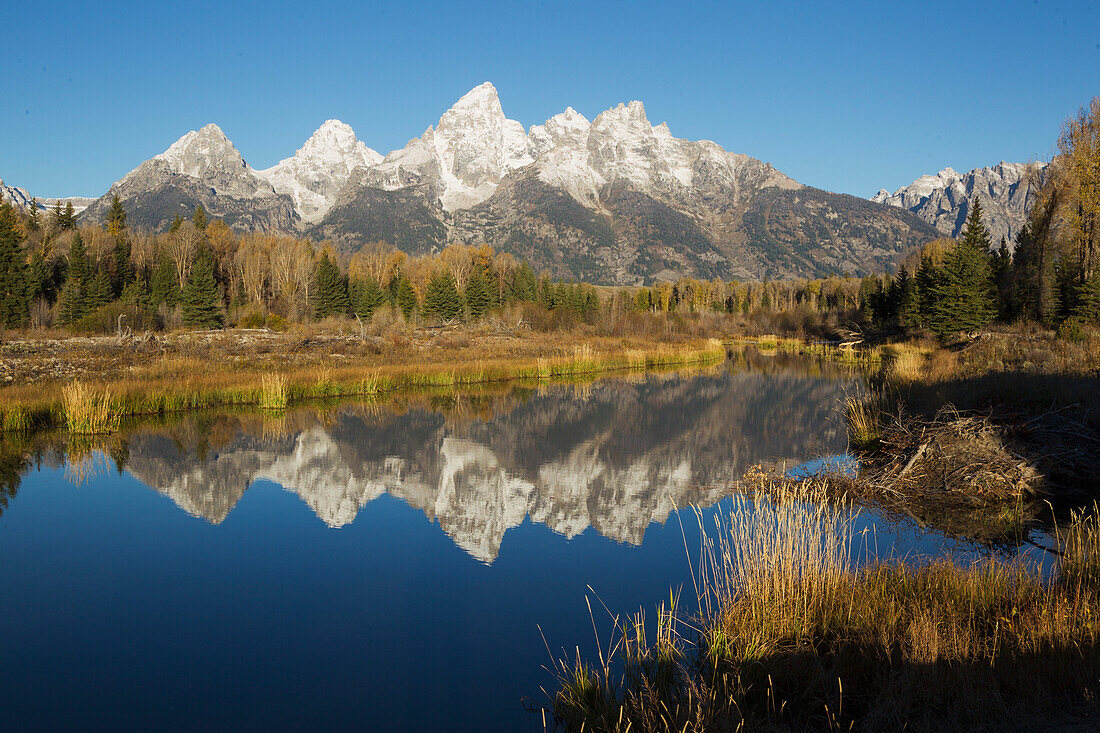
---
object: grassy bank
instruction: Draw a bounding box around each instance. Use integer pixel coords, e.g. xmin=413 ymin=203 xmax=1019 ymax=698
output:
xmin=0 ymin=338 xmax=727 ymax=436
xmin=834 ymin=331 xmax=1100 ymax=541
xmin=550 ymin=480 xmax=1100 ymax=732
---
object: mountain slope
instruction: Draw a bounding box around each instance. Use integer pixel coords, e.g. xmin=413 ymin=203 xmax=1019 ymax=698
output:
xmin=82 ymin=124 xmax=299 ymax=232
xmin=255 ymin=119 xmax=382 ymax=223
xmin=872 ymin=162 xmax=1046 ymax=245
xmin=75 ymin=83 xmax=951 ymax=281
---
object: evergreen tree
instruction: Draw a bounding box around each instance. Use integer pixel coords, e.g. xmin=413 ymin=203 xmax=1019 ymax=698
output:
xmin=60 ymin=201 xmax=76 ymax=230
xmin=67 ymin=232 xmax=90 ymax=287
xmin=120 ymin=279 xmax=151 ymax=311
xmin=894 ymin=267 xmax=921 ymax=329
xmin=110 ymin=236 xmax=134 ymax=296
xmin=351 ymin=276 xmax=387 ymax=320
xmin=27 ymin=198 xmax=40 ymax=232
xmin=464 ymin=271 xmax=491 ymax=319
xmin=1073 ymin=271 xmax=1100 ymax=323
xmin=106 ymin=194 xmax=127 ymax=234
xmin=57 ymin=278 xmax=85 ymax=325
xmin=395 ymin=275 xmax=418 ymax=319
xmin=312 ymin=250 xmax=349 ymax=318
xmin=180 ymin=246 xmax=223 ymax=328
xmin=27 ymin=250 xmax=51 ymax=303
xmin=50 ymin=201 xmax=63 ymax=231
xmin=423 ymin=271 xmax=464 ymax=321
xmin=993 ymin=236 xmax=1013 ymax=319
xmin=191 ymin=205 xmax=208 ymax=231
xmin=0 ymin=203 xmax=30 ymax=328
xmin=84 ymin=268 xmax=113 ymax=311
xmin=512 ymin=262 xmax=537 ymax=302
xmin=57 ymin=231 xmax=92 ymax=321
xmin=929 ymin=199 xmax=997 ymax=338
xmin=150 ymin=255 xmax=180 ymax=308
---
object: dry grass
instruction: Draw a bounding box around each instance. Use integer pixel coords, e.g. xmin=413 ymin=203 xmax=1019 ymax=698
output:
xmin=550 ymin=479 xmax=1100 ymax=732
xmin=61 ymin=381 xmax=119 ymax=435
xmin=259 ymin=373 xmax=289 ymax=411
xmin=0 ymin=335 xmax=727 ymax=435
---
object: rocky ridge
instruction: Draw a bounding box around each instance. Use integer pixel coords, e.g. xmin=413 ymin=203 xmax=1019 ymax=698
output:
xmin=872 ymin=161 xmax=1046 ymax=245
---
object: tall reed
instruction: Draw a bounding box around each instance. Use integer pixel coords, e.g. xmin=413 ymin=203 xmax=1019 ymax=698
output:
xmin=61 ymin=381 xmax=119 ymax=435
xmin=259 ymin=373 xmax=289 ymax=411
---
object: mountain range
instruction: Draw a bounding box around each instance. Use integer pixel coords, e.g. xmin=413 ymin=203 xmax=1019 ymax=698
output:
xmin=5 ymin=83 xmax=1042 ymax=282
xmin=872 ymin=161 xmax=1046 ymax=245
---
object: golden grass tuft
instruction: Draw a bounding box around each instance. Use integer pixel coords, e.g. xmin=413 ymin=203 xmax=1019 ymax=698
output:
xmin=259 ymin=373 xmax=289 ymax=411
xmin=844 ymin=394 xmax=880 ymax=449
xmin=61 ymin=381 xmax=119 ymax=435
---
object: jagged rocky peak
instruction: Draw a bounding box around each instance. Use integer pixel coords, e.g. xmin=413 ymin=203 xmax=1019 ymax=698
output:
xmin=871 ymin=160 xmax=1047 ymax=243
xmin=0 ymin=177 xmax=33 ymax=208
xmin=528 ymin=106 xmax=590 ymax=155
xmin=257 ymin=119 xmax=382 ymax=222
xmin=435 ymin=81 xmax=532 ymax=179
xmin=154 ymin=123 xmax=248 ymax=177
xmin=366 ymin=81 xmax=535 ymax=211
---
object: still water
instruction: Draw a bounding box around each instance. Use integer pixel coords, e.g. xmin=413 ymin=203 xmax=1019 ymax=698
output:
xmin=0 ymin=355 xmax=1036 ymax=731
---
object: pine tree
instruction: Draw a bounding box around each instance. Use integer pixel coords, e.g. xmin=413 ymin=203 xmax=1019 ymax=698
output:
xmin=168 ymin=215 xmax=183 ymax=233
xmin=84 ymin=268 xmax=113 ymax=311
xmin=27 ymin=198 xmax=40 ymax=232
xmin=27 ymin=250 xmax=50 ymax=303
xmin=894 ymin=267 xmax=921 ymax=329
xmin=512 ymin=262 xmax=537 ymax=302
xmin=57 ymin=278 xmax=85 ymax=325
xmin=50 ymin=201 xmax=64 ymax=231
xmin=394 ymin=275 xmax=418 ymax=319
xmin=929 ymin=198 xmax=997 ymax=338
xmin=351 ymin=276 xmax=387 ymax=320
xmin=67 ymin=232 xmax=90 ymax=287
xmin=0 ymin=203 xmax=30 ymax=328
xmin=1073 ymin=271 xmax=1100 ymax=323
xmin=993 ymin=236 xmax=1013 ymax=319
xmin=120 ymin=279 xmax=151 ymax=311
xmin=464 ymin=271 xmax=491 ymax=319
xmin=60 ymin=201 xmax=76 ymax=230
xmin=423 ymin=271 xmax=464 ymax=321
xmin=150 ymin=255 xmax=180 ymax=308
xmin=110 ymin=236 xmax=134 ymax=296
xmin=192 ymin=205 xmax=208 ymax=231
xmin=313 ymin=250 xmax=349 ymax=318
xmin=58 ymin=231 xmax=92 ymax=321
xmin=107 ymin=193 xmax=127 ymax=234
xmin=180 ymin=246 xmax=223 ymax=328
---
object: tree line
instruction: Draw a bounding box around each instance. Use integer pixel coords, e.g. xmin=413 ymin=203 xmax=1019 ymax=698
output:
xmin=1 ymin=98 xmax=1095 ymax=337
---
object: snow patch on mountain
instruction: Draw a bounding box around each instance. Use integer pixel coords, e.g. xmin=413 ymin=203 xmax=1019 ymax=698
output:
xmin=256 ymin=120 xmax=382 ymax=222
xmin=363 ymin=82 xmax=536 ymax=211
xmin=0 ymin=178 xmax=33 ymax=208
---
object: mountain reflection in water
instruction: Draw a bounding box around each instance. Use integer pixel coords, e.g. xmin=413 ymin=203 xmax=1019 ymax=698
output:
xmin=45 ymin=360 xmax=856 ymax=563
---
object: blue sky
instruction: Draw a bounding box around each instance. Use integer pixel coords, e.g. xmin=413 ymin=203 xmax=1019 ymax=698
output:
xmin=3 ymin=0 xmax=1097 ymax=198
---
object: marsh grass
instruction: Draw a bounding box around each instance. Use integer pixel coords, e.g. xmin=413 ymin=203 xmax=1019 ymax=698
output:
xmin=844 ymin=394 xmax=881 ymax=450
xmin=2 ymin=340 xmax=728 ymax=435
xmin=61 ymin=381 xmax=119 ymax=435
xmin=550 ymin=480 xmax=1100 ymax=732
xmin=259 ymin=374 xmax=289 ymax=411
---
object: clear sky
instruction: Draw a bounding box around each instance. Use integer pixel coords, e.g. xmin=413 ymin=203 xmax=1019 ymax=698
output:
xmin=3 ymin=0 xmax=1098 ymax=199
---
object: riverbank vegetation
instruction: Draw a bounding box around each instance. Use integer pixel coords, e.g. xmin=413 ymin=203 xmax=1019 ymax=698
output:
xmin=550 ymin=482 xmax=1100 ymax=732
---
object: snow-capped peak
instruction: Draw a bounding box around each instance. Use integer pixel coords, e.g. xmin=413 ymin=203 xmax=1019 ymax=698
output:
xmin=154 ymin=123 xmax=246 ymax=177
xmin=256 ymin=119 xmax=382 ymax=222
xmin=365 ymin=82 xmax=536 ymax=211
xmin=0 ymin=177 xmax=34 ymax=209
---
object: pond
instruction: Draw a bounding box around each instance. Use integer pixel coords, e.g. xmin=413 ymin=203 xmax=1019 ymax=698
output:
xmin=0 ymin=353 xmax=1047 ymax=730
